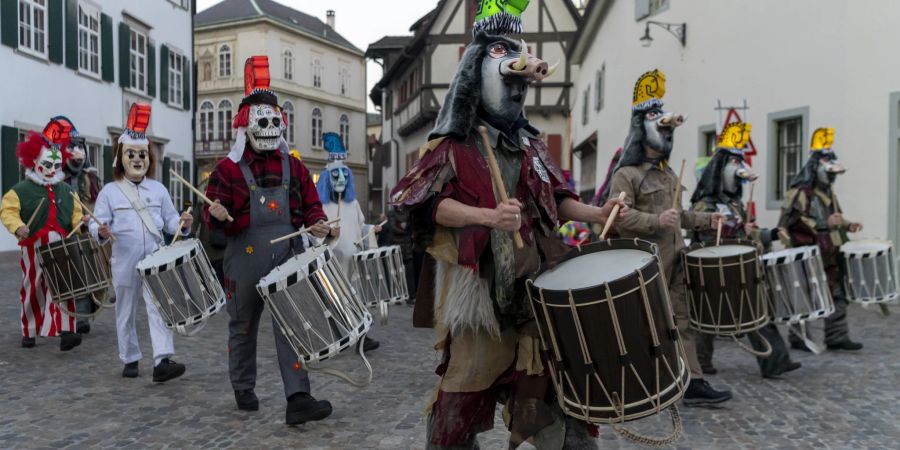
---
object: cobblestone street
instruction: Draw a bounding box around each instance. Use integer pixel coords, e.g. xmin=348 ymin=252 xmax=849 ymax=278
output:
xmin=1 ymin=254 xmax=899 ymax=449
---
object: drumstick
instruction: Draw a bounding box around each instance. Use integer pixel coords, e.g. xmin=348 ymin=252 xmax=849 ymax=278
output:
xmin=71 ymin=192 xmax=117 ymax=242
xmin=599 ymin=192 xmax=627 ymax=240
xmin=18 ymin=198 xmax=46 ymax=241
xmin=169 ymin=170 xmax=234 ymax=222
xmin=671 ymin=159 xmax=686 ymax=210
xmin=270 ymin=218 xmax=341 ymax=245
xmin=478 ymin=126 xmax=525 ymax=249
xmin=355 ymin=219 xmax=388 ymax=247
xmin=716 ymin=217 xmax=724 ymax=246
xmin=747 ymin=182 xmax=756 ymax=223
xmin=170 ymin=207 xmax=192 ymax=245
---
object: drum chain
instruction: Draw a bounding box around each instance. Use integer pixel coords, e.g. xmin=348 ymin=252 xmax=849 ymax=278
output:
xmin=612 ymin=405 xmax=682 ymax=447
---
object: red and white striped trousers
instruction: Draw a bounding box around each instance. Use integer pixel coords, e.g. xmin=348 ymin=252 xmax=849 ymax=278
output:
xmin=19 ymin=238 xmax=75 ymax=338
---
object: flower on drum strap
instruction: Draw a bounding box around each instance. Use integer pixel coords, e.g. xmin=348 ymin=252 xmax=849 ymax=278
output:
xmin=293 ymin=361 xmax=302 ymax=371
xmin=245 ymin=245 xmax=254 ymax=255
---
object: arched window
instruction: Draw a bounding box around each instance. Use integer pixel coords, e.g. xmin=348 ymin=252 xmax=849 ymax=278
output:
xmin=218 ymin=44 xmax=231 ymax=77
xmin=339 ymin=114 xmax=350 ymax=149
xmin=283 ymin=101 xmax=295 ymax=145
xmin=311 ymin=58 xmax=322 ymax=88
xmin=311 ymin=107 xmax=323 ymax=148
xmin=199 ymin=101 xmax=215 ymax=141
xmin=283 ymin=49 xmax=293 ymax=81
xmin=217 ymin=99 xmax=233 ymax=141
xmin=202 ymin=62 xmax=212 ymax=81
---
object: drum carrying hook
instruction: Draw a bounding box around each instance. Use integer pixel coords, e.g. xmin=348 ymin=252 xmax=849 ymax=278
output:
xmin=305 ymin=335 xmax=374 ymax=388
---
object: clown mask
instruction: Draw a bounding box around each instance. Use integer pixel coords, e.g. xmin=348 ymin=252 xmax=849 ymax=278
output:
xmin=122 ymin=144 xmax=150 ymax=182
xmin=330 ymin=166 xmax=349 ymax=194
xmin=247 ymin=104 xmax=285 ymax=152
xmin=34 ymin=146 xmax=64 ymax=184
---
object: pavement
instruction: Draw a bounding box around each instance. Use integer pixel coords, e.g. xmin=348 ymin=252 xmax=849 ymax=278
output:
xmin=1 ymin=252 xmax=899 ymax=449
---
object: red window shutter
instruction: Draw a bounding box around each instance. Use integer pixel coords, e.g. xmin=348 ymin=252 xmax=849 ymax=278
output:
xmin=547 ymin=134 xmax=563 ymax=166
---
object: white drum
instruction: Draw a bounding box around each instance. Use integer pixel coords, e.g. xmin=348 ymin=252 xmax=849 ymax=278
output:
xmin=761 ymin=246 xmax=834 ymax=324
xmin=351 ymin=245 xmax=409 ymax=324
xmin=840 ymin=240 xmax=899 ymax=304
xmin=136 ymin=239 xmax=226 ymax=336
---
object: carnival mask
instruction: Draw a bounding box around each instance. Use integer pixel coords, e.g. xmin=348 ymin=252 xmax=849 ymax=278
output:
xmin=479 ymin=38 xmax=553 ymax=126
xmin=722 ymin=157 xmax=757 ymax=195
xmin=122 ymin=144 xmax=149 ymax=181
xmin=246 ymin=104 xmax=285 ymax=151
xmin=816 ymin=155 xmax=845 ymax=186
xmin=67 ymin=141 xmax=86 ymax=171
xmin=35 ymin=146 xmax=63 ymax=183
xmin=331 ymin=166 xmax=350 ymax=194
xmin=643 ymin=108 xmax=684 ymax=156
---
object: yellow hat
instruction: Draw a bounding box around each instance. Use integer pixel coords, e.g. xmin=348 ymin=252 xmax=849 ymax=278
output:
xmin=289 ymin=149 xmax=302 ymax=160
xmin=718 ymin=122 xmax=752 ymax=149
xmin=810 ymin=127 xmax=835 ymax=151
xmin=632 ymin=69 xmax=666 ymax=112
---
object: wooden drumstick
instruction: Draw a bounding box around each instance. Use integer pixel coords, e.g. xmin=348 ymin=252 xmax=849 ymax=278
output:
xmin=170 ymin=207 xmax=192 ymax=245
xmin=355 ymin=219 xmax=388 ymax=247
xmin=747 ymin=182 xmax=756 ymax=223
xmin=270 ymin=218 xmax=341 ymax=245
xmin=169 ymin=170 xmax=234 ymax=222
xmin=716 ymin=217 xmax=724 ymax=246
xmin=599 ymin=192 xmax=627 ymax=240
xmin=478 ymin=126 xmax=524 ymax=249
xmin=71 ymin=192 xmax=117 ymax=241
xmin=18 ymin=198 xmax=45 ymax=241
xmin=671 ymin=159 xmax=686 ymax=211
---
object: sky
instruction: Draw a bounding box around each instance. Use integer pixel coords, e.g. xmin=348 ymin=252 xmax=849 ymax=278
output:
xmin=196 ymin=0 xmax=439 ymax=112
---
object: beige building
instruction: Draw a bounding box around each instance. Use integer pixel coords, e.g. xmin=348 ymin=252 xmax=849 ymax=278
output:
xmin=194 ymin=0 xmax=368 ymax=212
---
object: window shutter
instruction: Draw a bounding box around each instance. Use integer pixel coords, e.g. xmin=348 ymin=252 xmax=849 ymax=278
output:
xmin=2 ymin=126 xmax=19 ymax=192
xmin=181 ymin=160 xmax=192 ymax=204
xmin=182 ymin=55 xmax=191 ymax=111
xmin=0 ymin=0 xmax=16 ymax=48
xmin=103 ymin=145 xmax=113 ymax=183
xmin=65 ymin=0 xmax=78 ymax=69
xmin=635 ymin=0 xmax=650 ymax=20
xmin=160 ymin=45 xmax=169 ymax=104
xmin=118 ymin=22 xmax=130 ymax=88
xmin=48 ymin=0 xmax=64 ymax=63
xmin=100 ymin=14 xmax=113 ymax=82
xmin=162 ymin=157 xmax=171 ymax=188
xmin=148 ymin=42 xmax=156 ymax=97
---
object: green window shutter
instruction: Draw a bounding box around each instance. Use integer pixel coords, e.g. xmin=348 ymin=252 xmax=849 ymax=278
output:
xmin=48 ymin=0 xmax=64 ymax=63
xmin=2 ymin=126 xmax=20 ymax=192
xmin=160 ymin=44 xmax=169 ymax=104
xmin=0 ymin=0 xmax=17 ymax=48
xmin=100 ymin=14 xmax=113 ymax=82
xmin=147 ymin=42 xmax=156 ymax=97
xmin=182 ymin=160 xmax=192 ymax=204
xmin=162 ymin=157 xmax=171 ymax=188
xmin=64 ymin=0 xmax=78 ymax=69
xmin=118 ymin=22 xmax=130 ymax=88
xmin=182 ymin=55 xmax=191 ymax=111
xmin=103 ymin=145 xmax=113 ymax=183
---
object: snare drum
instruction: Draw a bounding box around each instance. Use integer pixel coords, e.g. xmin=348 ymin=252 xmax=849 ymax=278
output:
xmin=526 ymin=239 xmax=688 ymax=424
xmin=37 ymin=233 xmax=111 ymax=314
xmin=840 ymin=240 xmax=900 ymax=304
xmin=761 ymin=246 xmax=834 ymax=324
xmin=351 ymin=246 xmax=409 ymax=322
xmin=136 ymin=239 xmax=226 ymax=336
xmin=682 ymin=240 xmax=769 ymax=335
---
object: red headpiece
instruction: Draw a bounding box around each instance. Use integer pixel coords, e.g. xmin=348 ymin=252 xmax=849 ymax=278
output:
xmin=41 ymin=118 xmax=73 ymax=148
xmin=17 ymin=128 xmax=70 ymax=170
xmin=120 ymin=103 xmax=152 ymax=144
xmin=233 ymin=56 xmax=281 ymax=129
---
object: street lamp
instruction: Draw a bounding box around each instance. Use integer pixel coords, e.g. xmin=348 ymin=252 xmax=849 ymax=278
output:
xmin=640 ymin=21 xmax=687 ymax=48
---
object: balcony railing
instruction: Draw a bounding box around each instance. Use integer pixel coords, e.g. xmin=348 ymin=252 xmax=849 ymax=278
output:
xmin=195 ymin=139 xmax=234 ymax=158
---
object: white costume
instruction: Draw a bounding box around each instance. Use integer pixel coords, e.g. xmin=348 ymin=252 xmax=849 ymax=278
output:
xmin=323 ymin=200 xmax=375 ymax=275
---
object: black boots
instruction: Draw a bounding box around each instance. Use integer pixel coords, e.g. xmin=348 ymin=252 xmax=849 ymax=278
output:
xmin=363 ymin=336 xmax=380 ymax=352
xmin=152 ymin=358 xmax=186 ymax=382
xmin=59 ymin=332 xmax=82 ymax=351
xmin=683 ymin=379 xmax=733 ymax=406
xmin=285 ymin=393 xmax=332 ymax=425
xmin=235 ymin=389 xmax=259 ymax=411
xmin=826 ymin=340 xmax=863 ymax=351
xmin=122 ymin=361 xmax=139 ymax=378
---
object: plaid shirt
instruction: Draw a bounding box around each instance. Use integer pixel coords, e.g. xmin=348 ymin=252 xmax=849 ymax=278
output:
xmin=204 ymin=147 xmax=327 ymax=236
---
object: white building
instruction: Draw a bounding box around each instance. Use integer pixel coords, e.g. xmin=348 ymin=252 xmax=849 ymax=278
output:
xmin=0 ymin=0 xmax=195 ymax=253
xmin=570 ymin=0 xmax=900 ymax=245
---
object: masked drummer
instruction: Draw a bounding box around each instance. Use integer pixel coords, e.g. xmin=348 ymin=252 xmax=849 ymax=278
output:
xmin=204 ymin=56 xmax=333 ymax=425
xmin=1 ymin=118 xmax=84 ymax=351
xmin=779 ymin=127 xmax=863 ymax=352
xmin=690 ymin=121 xmax=802 ymax=378
xmin=89 ymin=103 xmax=191 ymax=382
xmin=391 ymin=3 xmax=625 ymax=447
xmin=600 ymin=70 xmax=731 ymax=406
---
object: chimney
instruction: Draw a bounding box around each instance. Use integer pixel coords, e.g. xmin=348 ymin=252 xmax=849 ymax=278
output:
xmin=326 ymin=10 xmax=335 ymax=29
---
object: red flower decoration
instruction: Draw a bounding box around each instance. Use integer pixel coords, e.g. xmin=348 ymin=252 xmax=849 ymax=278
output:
xmin=293 ymin=361 xmax=302 ymax=371
xmin=267 ymin=200 xmax=279 ymax=212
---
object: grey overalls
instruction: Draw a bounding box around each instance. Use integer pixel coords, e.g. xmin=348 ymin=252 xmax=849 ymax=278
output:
xmin=224 ymin=153 xmax=310 ymax=398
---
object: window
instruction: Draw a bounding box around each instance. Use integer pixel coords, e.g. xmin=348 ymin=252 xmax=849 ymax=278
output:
xmin=283 ymin=101 xmax=295 ymax=145
xmin=217 ymin=99 xmax=232 ymax=141
xmin=129 ymin=28 xmax=148 ymax=93
xmin=218 ymin=44 xmax=231 ymax=77
xmin=594 ymin=64 xmax=605 ymax=112
xmin=311 ymin=57 xmax=322 ymax=88
xmin=202 ymin=62 xmax=211 ymax=81
xmin=339 ymin=114 xmax=350 ymax=149
xmin=78 ymin=4 xmax=100 ymax=76
xmin=170 ymin=159 xmax=184 ymax=210
xmin=199 ymin=100 xmax=214 ymax=141
xmin=283 ymin=49 xmax=293 ymax=81
xmin=168 ymin=0 xmax=190 ymax=9
xmin=168 ymin=50 xmax=184 ymax=107
xmin=582 ymin=87 xmax=590 ymax=126
xmin=18 ymin=0 xmax=47 ymax=57
xmin=775 ymin=118 xmax=803 ymax=201
xmin=635 ymin=0 xmax=670 ymax=21
xmin=340 ymin=66 xmax=350 ymax=96
xmin=702 ymin=129 xmax=716 ymax=157
xmin=311 ymin=107 xmax=323 ymax=148
xmin=86 ymin=142 xmax=103 ymax=181
xmin=579 ymin=147 xmax=597 ymax=201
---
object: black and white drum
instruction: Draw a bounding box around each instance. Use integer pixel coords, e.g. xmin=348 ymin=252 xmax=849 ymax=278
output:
xmin=136 ymin=239 xmax=226 ymax=336
xmin=840 ymin=240 xmax=899 ymax=304
xmin=761 ymin=246 xmax=834 ymax=324
xmin=351 ymin=245 xmax=408 ymax=324
xmin=257 ymin=246 xmax=373 ymax=386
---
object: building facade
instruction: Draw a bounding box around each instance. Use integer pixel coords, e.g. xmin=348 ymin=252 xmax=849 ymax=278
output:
xmin=0 ymin=0 xmax=195 ymax=253
xmin=569 ymin=0 xmax=900 ymax=245
xmin=367 ymin=0 xmax=580 ymax=208
xmin=194 ymin=0 xmax=368 ymax=214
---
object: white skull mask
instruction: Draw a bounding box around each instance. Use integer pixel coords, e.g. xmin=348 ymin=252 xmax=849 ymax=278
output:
xmin=246 ymin=104 xmax=285 ymax=151
xmin=34 ymin=146 xmax=64 ymax=183
xmin=122 ymin=144 xmax=150 ymax=181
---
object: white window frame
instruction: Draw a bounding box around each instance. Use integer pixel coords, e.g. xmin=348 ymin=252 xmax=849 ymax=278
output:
xmin=129 ymin=27 xmax=149 ymax=94
xmin=311 ymin=107 xmax=323 ymax=148
xmin=85 ymin=141 xmax=103 ymax=181
xmin=218 ymin=44 xmax=231 ymax=78
xmin=283 ymin=49 xmax=293 ymax=81
xmin=340 ymin=66 xmax=350 ymax=96
xmin=77 ymin=2 xmax=101 ymax=77
xmin=168 ymin=49 xmax=184 ymax=107
xmin=170 ymin=159 xmax=184 ymax=210
xmin=594 ymin=63 xmax=605 ymax=112
xmin=18 ymin=0 xmax=48 ymax=58
xmin=283 ymin=101 xmax=295 ymax=145
xmin=311 ymin=57 xmax=323 ymax=88
xmin=199 ymin=100 xmax=215 ymax=141
xmin=774 ymin=117 xmax=804 ymax=202
xmin=339 ymin=114 xmax=350 ymax=149
xmin=217 ymin=99 xmax=232 ymax=141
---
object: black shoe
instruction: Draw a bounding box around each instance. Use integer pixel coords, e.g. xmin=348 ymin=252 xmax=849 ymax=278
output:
xmin=60 ymin=332 xmax=82 ymax=351
xmin=763 ymin=361 xmax=802 ymax=379
xmin=683 ymin=379 xmax=732 ymax=406
xmin=363 ymin=336 xmax=380 ymax=352
xmin=235 ymin=389 xmax=259 ymax=411
xmin=285 ymin=393 xmax=332 ymax=425
xmin=790 ymin=341 xmax=812 ymax=352
xmin=122 ymin=362 xmax=139 ymax=378
xmin=76 ymin=321 xmax=90 ymax=334
xmin=152 ymin=358 xmax=186 ymax=382
xmin=21 ymin=337 xmax=35 ymax=348
xmin=701 ymin=365 xmax=718 ymax=375
xmin=827 ymin=340 xmax=863 ymax=351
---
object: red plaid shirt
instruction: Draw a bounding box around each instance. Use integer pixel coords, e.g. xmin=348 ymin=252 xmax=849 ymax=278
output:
xmin=204 ymin=146 xmax=327 ymax=236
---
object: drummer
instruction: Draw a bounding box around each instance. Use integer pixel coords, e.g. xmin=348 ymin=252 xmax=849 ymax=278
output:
xmin=779 ymin=127 xmax=864 ymax=352
xmin=690 ymin=121 xmax=801 ymax=378
xmin=601 ymin=70 xmax=731 ymax=406
xmin=1 ymin=118 xmax=84 ymax=351
xmin=204 ymin=56 xmax=333 ymax=425
xmin=89 ymin=103 xmax=192 ymax=382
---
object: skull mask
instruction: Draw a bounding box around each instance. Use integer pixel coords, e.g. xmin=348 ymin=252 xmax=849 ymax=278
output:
xmin=35 ymin=146 xmax=64 ymax=183
xmin=122 ymin=144 xmax=150 ymax=182
xmin=246 ymin=104 xmax=285 ymax=152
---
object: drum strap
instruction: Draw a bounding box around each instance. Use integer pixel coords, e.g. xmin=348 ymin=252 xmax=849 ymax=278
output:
xmin=114 ymin=180 xmax=162 ymax=241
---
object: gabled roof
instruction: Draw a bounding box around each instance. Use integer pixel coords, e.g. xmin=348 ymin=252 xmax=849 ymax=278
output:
xmin=365 ymin=36 xmax=414 ymax=58
xmin=195 ymin=0 xmax=361 ymax=54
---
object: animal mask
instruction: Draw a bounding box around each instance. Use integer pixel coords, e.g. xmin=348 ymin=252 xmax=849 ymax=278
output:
xmin=642 ymin=108 xmax=684 ymax=156
xmin=722 ymin=156 xmax=757 ymax=195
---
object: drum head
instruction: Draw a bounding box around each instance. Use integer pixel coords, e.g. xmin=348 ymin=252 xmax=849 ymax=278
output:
xmin=353 ymin=246 xmax=397 ymax=260
xmin=761 ymin=245 xmax=816 ymax=264
xmin=259 ymin=246 xmax=331 ymax=288
xmin=136 ymin=239 xmax=199 ymax=271
xmin=841 ymin=240 xmax=892 ymax=255
xmin=687 ymin=244 xmax=756 ymax=258
xmin=533 ymin=249 xmax=654 ymax=290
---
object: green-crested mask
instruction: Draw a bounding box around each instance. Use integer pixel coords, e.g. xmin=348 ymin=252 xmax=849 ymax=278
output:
xmin=473 ymin=0 xmax=530 ymax=35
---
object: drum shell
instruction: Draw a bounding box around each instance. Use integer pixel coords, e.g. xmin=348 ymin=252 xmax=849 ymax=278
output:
xmin=840 ymin=241 xmax=899 ymax=304
xmin=527 ymin=239 xmax=688 ymax=424
xmin=351 ymin=245 xmax=409 ymax=308
xmin=762 ymin=246 xmax=835 ymax=324
xmin=37 ymin=234 xmax=111 ymax=303
xmin=682 ymin=239 xmax=769 ymax=335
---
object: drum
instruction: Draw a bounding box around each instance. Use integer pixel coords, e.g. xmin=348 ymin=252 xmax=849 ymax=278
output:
xmin=840 ymin=240 xmax=900 ymax=304
xmin=682 ymin=240 xmax=769 ymax=335
xmin=526 ymin=239 xmax=688 ymax=424
xmin=37 ymin=233 xmax=111 ymax=315
xmin=351 ymin=245 xmax=408 ymax=322
xmin=761 ymin=246 xmax=834 ymax=324
xmin=136 ymin=239 xmax=226 ymax=336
